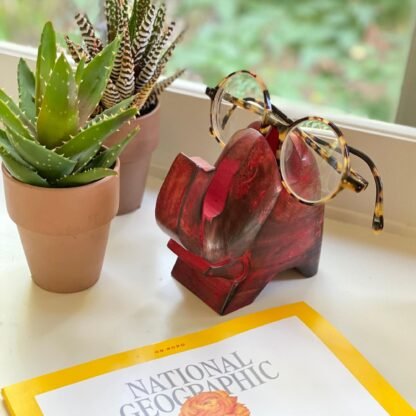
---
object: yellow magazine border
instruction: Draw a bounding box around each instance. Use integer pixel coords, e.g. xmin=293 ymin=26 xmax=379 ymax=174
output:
xmin=2 ymin=302 xmax=414 ymax=415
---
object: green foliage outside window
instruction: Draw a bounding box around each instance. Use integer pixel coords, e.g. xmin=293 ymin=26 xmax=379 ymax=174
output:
xmin=0 ymin=0 xmax=415 ymax=122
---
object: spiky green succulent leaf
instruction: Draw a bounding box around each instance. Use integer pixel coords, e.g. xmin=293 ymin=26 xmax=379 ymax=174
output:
xmin=0 ymin=128 xmax=34 ymax=169
xmin=88 ymin=125 xmax=140 ymax=169
xmin=85 ymin=95 xmax=137 ymax=128
xmin=35 ymin=22 xmax=57 ymax=115
xmin=17 ymin=59 xmax=36 ymax=123
xmin=37 ymin=54 xmax=79 ymax=149
xmin=0 ymin=91 xmax=35 ymax=141
xmin=56 ymin=107 xmax=137 ymax=171
xmin=75 ymin=58 xmax=86 ymax=85
xmin=0 ymin=147 xmax=48 ymax=187
xmin=6 ymin=126 xmax=77 ymax=181
xmin=77 ymin=36 xmax=121 ymax=127
xmin=55 ymin=168 xmax=116 ymax=187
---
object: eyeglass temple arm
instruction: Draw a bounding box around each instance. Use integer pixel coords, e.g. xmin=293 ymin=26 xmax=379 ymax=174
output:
xmin=347 ymin=146 xmax=384 ymax=232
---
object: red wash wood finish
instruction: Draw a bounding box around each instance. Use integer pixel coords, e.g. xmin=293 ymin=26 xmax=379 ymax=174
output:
xmin=156 ymin=127 xmax=324 ymax=315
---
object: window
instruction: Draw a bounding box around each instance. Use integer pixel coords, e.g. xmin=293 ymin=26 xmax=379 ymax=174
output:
xmin=0 ymin=1 xmax=415 ymax=234
xmin=0 ymin=1 xmax=415 ymax=125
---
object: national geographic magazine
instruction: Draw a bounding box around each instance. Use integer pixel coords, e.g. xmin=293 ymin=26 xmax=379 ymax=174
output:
xmin=2 ymin=302 xmax=413 ymax=415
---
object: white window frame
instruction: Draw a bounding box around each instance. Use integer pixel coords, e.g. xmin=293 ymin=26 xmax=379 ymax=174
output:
xmin=396 ymin=23 xmax=416 ymax=127
xmin=0 ymin=41 xmax=416 ymax=237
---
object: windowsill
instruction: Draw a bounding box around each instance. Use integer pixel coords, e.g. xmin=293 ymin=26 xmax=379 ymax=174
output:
xmin=1 ymin=43 xmax=416 ymax=237
xmin=0 ymin=176 xmax=415 ymax=414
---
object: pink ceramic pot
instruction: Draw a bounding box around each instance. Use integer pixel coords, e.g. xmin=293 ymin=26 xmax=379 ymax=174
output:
xmin=106 ymin=103 xmax=160 ymax=215
xmin=2 ymin=161 xmax=120 ymax=293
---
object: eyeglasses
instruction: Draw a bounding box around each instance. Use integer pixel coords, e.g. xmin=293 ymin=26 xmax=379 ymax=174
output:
xmin=205 ymin=70 xmax=383 ymax=232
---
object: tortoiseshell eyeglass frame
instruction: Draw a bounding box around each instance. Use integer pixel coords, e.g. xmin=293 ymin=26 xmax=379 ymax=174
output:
xmin=205 ymin=70 xmax=384 ymax=232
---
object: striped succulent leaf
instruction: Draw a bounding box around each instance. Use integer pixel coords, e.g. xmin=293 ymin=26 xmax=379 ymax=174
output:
xmin=139 ymin=4 xmax=166 ymax=65
xmin=159 ymin=22 xmax=176 ymax=50
xmin=64 ymin=36 xmax=90 ymax=63
xmin=102 ymin=78 xmax=122 ymax=109
xmin=154 ymin=29 xmax=186 ymax=74
xmin=131 ymin=80 xmax=154 ymax=111
xmin=129 ymin=0 xmax=151 ymax=41
xmin=119 ymin=0 xmax=130 ymax=33
xmin=111 ymin=24 xmax=130 ymax=82
xmin=139 ymin=93 xmax=157 ymax=114
xmin=68 ymin=0 xmax=184 ymax=117
xmin=135 ymin=34 xmax=165 ymax=90
xmin=152 ymin=69 xmax=185 ymax=97
xmin=105 ymin=0 xmax=119 ymax=42
xmin=115 ymin=30 xmax=135 ymax=99
xmin=75 ymin=13 xmax=104 ymax=58
xmin=132 ymin=4 xmax=156 ymax=65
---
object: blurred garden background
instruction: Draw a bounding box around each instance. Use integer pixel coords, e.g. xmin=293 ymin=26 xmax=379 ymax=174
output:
xmin=0 ymin=0 xmax=415 ymax=122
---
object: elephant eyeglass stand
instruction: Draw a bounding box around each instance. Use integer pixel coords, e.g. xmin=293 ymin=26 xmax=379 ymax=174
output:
xmin=155 ymin=126 xmax=324 ymax=315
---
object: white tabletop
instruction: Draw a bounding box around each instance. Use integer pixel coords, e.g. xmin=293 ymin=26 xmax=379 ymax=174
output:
xmin=0 ymin=176 xmax=415 ymax=414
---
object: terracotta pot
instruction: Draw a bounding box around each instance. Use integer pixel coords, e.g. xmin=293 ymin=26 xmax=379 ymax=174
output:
xmin=106 ymin=103 xmax=160 ymax=215
xmin=2 ymin=161 xmax=120 ymax=293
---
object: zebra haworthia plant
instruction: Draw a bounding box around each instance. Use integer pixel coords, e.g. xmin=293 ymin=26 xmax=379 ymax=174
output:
xmin=0 ymin=22 xmax=139 ymax=188
xmin=65 ymin=0 xmax=185 ymax=116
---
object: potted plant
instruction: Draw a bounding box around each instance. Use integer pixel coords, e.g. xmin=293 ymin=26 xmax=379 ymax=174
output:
xmin=65 ymin=0 xmax=185 ymax=214
xmin=0 ymin=22 xmax=139 ymax=293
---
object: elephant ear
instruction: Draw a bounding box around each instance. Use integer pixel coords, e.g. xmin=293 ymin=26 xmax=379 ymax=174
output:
xmin=201 ymin=128 xmax=280 ymax=263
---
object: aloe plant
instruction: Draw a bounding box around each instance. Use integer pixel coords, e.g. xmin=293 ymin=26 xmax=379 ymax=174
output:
xmin=65 ymin=0 xmax=185 ymax=116
xmin=0 ymin=22 xmax=139 ymax=188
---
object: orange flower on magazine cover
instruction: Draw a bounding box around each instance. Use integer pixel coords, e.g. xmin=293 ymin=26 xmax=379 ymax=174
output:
xmin=179 ymin=390 xmax=250 ymax=416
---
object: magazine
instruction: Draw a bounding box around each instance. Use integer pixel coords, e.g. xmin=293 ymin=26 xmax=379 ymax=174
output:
xmin=2 ymin=302 xmax=413 ymax=415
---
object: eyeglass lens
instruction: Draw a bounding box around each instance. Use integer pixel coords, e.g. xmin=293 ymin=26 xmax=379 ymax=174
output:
xmin=280 ymin=120 xmax=347 ymax=203
xmin=214 ymin=72 xmax=267 ymax=145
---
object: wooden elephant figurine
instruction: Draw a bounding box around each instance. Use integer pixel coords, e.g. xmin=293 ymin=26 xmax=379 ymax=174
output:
xmin=156 ymin=127 xmax=324 ymax=315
